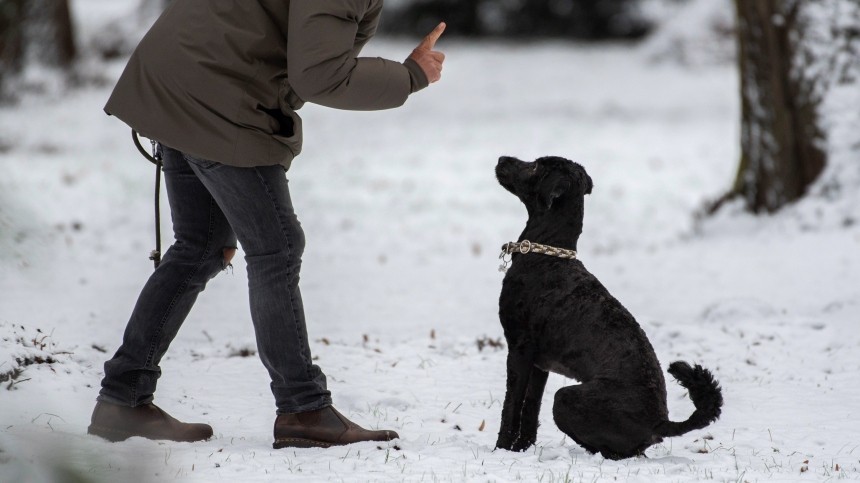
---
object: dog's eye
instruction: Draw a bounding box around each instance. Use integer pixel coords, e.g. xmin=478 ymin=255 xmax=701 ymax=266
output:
xmin=530 ymin=164 xmax=539 ymax=173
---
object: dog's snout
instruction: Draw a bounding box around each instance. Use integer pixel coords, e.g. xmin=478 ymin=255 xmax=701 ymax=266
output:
xmin=496 ymin=156 xmax=515 ymax=176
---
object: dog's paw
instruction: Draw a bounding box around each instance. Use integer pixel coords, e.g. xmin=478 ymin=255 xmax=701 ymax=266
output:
xmin=511 ymin=440 xmax=535 ymax=452
xmin=495 ymin=434 xmax=516 ymax=451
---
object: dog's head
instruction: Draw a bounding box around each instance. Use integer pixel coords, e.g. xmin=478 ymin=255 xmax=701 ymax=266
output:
xmin=495 ymin=155 xmax=593 ymax=216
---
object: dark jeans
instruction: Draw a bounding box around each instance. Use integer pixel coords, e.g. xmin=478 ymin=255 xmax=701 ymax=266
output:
xmin=99 ymin=145 xmax=331 ymax=414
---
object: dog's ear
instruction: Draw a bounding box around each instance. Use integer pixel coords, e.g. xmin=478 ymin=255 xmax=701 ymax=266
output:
xmin=538 ymin=178 xmax=571 ymax=210
xmin=570 ymin=163 xmax=593 ymax=196
xmin=581 ymin=172 xmax=593 ymax=195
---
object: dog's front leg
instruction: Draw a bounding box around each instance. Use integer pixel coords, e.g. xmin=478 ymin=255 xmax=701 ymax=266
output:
xmin=496 ymin=348 xmax=533 ymax=450
xmin=511 ymin=366 xmax=549 ymax=451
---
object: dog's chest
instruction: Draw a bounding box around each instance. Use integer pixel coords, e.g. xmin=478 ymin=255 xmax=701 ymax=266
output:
xmin=498 ymin=258 xmax=612 ymax=382
xmin=500 ymin=256 xmax=582 ymax=296
xmin=498 ymin=259 xmax=585 ymax=327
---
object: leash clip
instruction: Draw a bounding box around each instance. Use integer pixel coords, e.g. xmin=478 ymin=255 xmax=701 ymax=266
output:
xmin=498 ymin=243 xmax=513 ymax=273
xmin=150 ymin=139 xmax=160 ymax=162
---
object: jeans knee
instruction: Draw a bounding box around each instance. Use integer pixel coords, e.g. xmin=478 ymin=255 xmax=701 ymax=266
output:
xmin=222 ymin=246 xmax=237 ymax=269
xmin=276 ymin=216 xmax=305 ymax=263
xmin=204 ymin=245 xmax=237 ymax=279
xmin=240 ymin=216 xmax=304 ymax=268
xmin=291 ymin=222 xmax=306 ymax=258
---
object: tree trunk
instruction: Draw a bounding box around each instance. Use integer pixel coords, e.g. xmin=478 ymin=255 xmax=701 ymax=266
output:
xmin=0 ymin=0 xmax=26 ymax=74
xmin=0 ymin=0 xmax=76 ymax=96
xmin=731 ymin=0 xmax=826 ymax=213
xmin=51 ymin=0 xmax=76 ymax=67
xmin=24 ymin=0 xmax=77 ymax=68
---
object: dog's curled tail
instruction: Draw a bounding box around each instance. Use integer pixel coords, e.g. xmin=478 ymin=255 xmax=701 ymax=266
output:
xmin=657 ymin=361 xmax=723 ymax=438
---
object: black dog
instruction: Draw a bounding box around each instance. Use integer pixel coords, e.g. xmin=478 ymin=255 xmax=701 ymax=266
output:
xmin=494 ymin=155 xmax=722 ymax=459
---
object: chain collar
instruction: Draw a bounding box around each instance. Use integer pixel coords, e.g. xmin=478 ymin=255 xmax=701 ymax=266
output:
xmin=498 ymin=240 xmax=578 ymax=273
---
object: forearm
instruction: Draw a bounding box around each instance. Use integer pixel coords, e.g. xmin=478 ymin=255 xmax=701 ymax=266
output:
xmin=290 ymin=57 xmax=414 ymax=111
xmin=288 ymin=0 xmax=416 ymax=111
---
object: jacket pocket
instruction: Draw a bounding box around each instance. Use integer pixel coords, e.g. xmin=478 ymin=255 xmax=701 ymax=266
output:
xmin=272 ymin=109 xmax=303 ymax=157
xmin=256 ymin=103 xmax=303 ymax=157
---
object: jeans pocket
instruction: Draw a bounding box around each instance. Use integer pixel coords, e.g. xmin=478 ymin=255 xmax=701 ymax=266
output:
xmin=183 ymin=153 xmax=221 ymax=170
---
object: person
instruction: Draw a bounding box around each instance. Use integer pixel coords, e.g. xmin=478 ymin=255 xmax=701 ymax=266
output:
xmin=87 ymin=0 xmax=445 ymax=449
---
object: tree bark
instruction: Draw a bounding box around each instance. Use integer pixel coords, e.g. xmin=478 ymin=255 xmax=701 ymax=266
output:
xmin=731 ymin=0 xmax=826 ymax=213
xmin=0 ymin=0 xmax=26 ymax=74
xmin=51 ymin=0 xmax=77 ymax=67
xmin=0 ymin=0 xmax=76 ymax=96
xmin=24 ymin=0 xmax=77 ymax=68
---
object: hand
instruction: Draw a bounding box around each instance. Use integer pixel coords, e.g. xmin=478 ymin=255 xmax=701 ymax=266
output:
xmin=408 ymin=22 xmax=446 ymax=84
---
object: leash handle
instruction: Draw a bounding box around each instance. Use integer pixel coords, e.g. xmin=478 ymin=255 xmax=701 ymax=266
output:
xmin=132 ymin=130 xmax=164 ymax=269
xmin=150 ymin=160 xmax=163 ymax=269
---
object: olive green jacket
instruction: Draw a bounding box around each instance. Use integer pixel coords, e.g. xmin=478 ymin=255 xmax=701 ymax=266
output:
xmin=105 ymin=0 xmax=426 ymax=169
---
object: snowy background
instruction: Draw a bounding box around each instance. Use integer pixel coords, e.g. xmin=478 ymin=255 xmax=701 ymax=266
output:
xmin=1 ymin=0 xmax=859 ymax=481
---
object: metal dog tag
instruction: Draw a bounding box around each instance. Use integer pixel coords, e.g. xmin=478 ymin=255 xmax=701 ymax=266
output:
xmin=498 ymin=251 xmax=511 ymax=273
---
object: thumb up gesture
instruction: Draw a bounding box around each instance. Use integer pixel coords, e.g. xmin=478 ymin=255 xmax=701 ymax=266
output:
xmin=408 ymin=22 xmax=446 ymax=84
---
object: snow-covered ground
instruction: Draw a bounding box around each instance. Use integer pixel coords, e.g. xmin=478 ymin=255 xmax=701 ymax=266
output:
xmin=1 ymin=1 xmax=859 ymax=482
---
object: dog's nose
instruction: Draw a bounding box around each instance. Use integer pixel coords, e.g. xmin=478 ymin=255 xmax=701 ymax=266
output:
xmin=498 ymin=156 xmax=515 ymax=165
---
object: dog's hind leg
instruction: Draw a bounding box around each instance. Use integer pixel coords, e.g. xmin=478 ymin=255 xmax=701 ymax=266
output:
xmin=553 ymin=384 xmax=655 ymax=459
xmin=552 ymin=384 xmax=601 ymax=455
xmin=496 ymin=349 xmax=534 ymax=450
xmin=511 ymin=367 xmax=549 ymax=451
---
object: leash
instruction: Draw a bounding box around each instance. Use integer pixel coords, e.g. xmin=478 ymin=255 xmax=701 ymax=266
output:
xmin=132 ymin=129 xmax=163 ymax=269
xmin=498 ymin=240 xmax=578 ymax=273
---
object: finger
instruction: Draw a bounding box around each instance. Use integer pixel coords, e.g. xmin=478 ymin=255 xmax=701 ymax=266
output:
xmin=431 ymin=52 xmax=446 ymax=63
xmin=431 ymin=65 xmax=443 ymax=81
xmin=420 ymin=22 xmax=446 ymax=50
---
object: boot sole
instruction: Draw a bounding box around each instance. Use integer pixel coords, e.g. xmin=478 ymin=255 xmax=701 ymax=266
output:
xmin=87 ymin=424 xmax=133 ymax=443
xmin=273 ymin=438 xmax=334 ymax=449
xmin=88 ymin=424 xmax=212 ymax=443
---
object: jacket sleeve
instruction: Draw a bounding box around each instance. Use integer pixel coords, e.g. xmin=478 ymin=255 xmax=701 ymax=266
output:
xmin=287 ymin=0 xmax=412 ymax=111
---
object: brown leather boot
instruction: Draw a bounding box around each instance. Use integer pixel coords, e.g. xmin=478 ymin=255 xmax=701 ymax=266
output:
xmin=87 ymin=401 xmax=213 ymax=443
xmin=273 ymin=406 xmax=399 ymax=449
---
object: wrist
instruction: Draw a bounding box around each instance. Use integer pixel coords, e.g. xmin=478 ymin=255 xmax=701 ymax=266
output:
xmin=403 ymin=57 xmax=429 ymax=93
